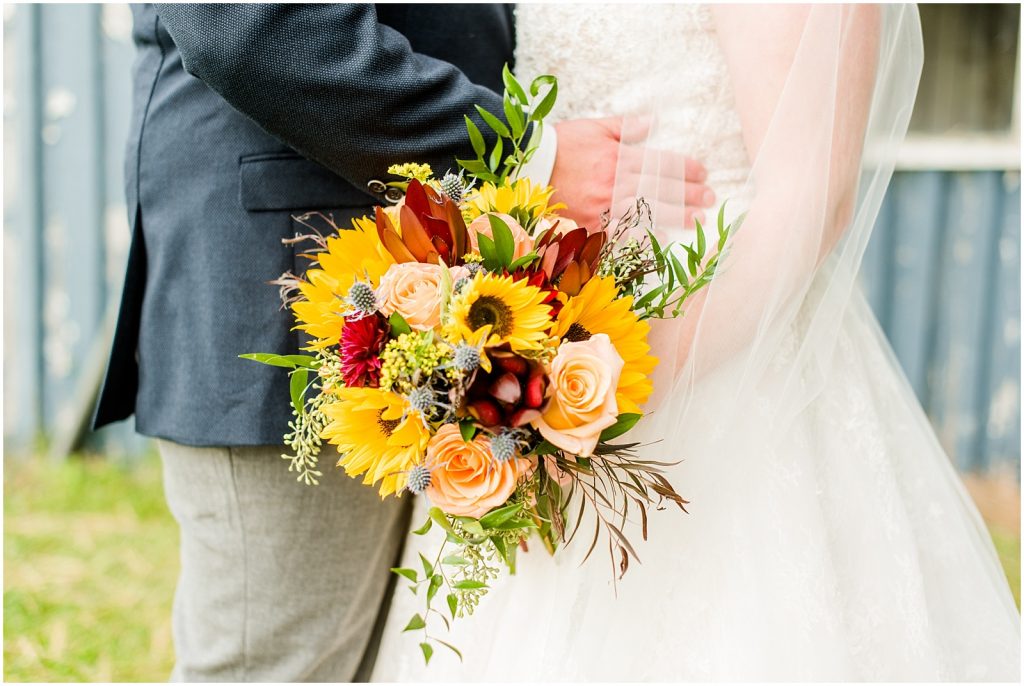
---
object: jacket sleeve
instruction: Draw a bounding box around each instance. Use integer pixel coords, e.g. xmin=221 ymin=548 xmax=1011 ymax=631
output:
xmin=154 ymin=3 xmax=506 ymax=188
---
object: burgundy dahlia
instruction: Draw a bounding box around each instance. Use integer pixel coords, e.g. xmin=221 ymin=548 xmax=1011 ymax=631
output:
xmin=339 ymin=314 xmax=389 ymax=387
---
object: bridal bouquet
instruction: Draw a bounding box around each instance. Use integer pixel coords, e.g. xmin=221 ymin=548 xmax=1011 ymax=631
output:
xmin=244 ymin=68 xmax=733 ymax=663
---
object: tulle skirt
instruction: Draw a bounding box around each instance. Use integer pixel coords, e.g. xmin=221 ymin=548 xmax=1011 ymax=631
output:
xmin=372 ymin=285 xmax=1020 ymax=682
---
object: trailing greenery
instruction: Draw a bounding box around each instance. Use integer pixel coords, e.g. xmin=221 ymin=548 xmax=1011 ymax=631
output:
xmin=457 ymin=65 xmax=557 ymax=186
xmin=597 ymin=200 xmax=743 ymax=320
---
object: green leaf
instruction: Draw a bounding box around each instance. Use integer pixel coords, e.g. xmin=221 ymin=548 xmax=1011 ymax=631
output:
xmin=420 ymin=642 xmax=434 ymax=665
xmin=502 ymin=63 xmax=529 ymax=104
xmin=464 ymin=115 xmax=486 ymax=157
xmin=429 ymin=508 xmax=468 ymax=544
xmin=506 ymin=535 xmax=519 ymax=572
xmin=669 ymin=250 xmax=690 ymax=288
xmin=599 ymin=413 xmax=643 ymax=442
xmin=442 ymin=555 xmax=470 ymax=566
xmin=504 ymin=95 xmax=525 ymax=139
xmin=289 ymin=368 xmax=308 ymax=416
xmin=475 ymin=105 xmax=511 ymax=138
xmin=647 ymin=229 xmax=667 ymax=273
xmin=695 ymin=217 xmax=707 ymax=258
xmin=453 ymin=580 xmax=488 ymax=590
xmin=419 ymin=553 xmax=434 ymax=579
xmin=459 ymin=420 xmax=477 ymax=443
xmin=488 ymin=136 xmax=504 ymax=172
xmin=437 ymin=639 xmax=463 ymax=662
xmin=391 ymin=567 xmax=418 ymax=583
xmin=686 ymin=244 xmax=700 ymax=278
xmin=456 ymin=157 xmax=492 ymax=176
xmin=532 ymin=440 xmax=559 ymax=456
xmin=530 ymin=73 xmax=556 ymax=97
xmin=446 ymin=593 xmax=459 ymax=619
xmin=489 ymin=518 xmax=537 ymax=531
xmin=239 ymin=353 xmax=320 ymax=369
xmin=490 ymin=534 xmax=509 ymax=566
xmin=529 ymin=75 xmax=558 ymax=122
xmin=508 ymin=251 xmax=540 ymax=272
xmin=388 ymin=311 xmax=412 ymax=336
xmin=455 ymin=517 xmax=485 ymax=536
xmin=403 ymin=614 xmax=426 ymax=632
xmin=488 ymin=214 xmax=515 ymax=267
xmin=479 ymin=501 xmax=525 ymax=529
xmin=633 ymin=284 xmax=664 ymax=313
xmin=427 ymin=574 xmax=443 ymax=603
xmin=412 ymin=517 xmax=433 ymax=536
xmin=476 ymin=232 xmax=498 ymax=270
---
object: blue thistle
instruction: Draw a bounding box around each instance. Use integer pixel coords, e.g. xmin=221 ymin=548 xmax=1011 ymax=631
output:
xmin=453 ymin=343 xmax=481 ymax=372
xmin=407 ymin=464 xmax=432 ymax=494
xmin=346 ymin=281 xmax=377 ymax=315
xmin=490 ymin=430 xmax=518 ymax=463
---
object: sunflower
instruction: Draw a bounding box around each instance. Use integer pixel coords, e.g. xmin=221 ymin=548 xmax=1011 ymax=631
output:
xmin=291 ymin=216 xmax=396 ymax=350
xmin=551 ymin=276 xmax=658 ymax=414
xmin=321 ymin=386 xmax=429 ymax=497
xmin=446 ymin=272 xmax=553 ymax=355
xmin=462 ymin=178 xmax=565 ymax=228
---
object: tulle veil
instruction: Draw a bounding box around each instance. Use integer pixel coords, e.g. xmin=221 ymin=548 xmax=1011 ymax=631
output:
xmin=373 ymin=5 xmax=1020 ymax=681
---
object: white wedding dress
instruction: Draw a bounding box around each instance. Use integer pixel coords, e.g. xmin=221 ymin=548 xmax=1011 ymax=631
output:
xmin=372 ymin=5 xmax=1020 ymax=681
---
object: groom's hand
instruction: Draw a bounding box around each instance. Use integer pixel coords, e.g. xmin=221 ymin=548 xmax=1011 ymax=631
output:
xmin=549 ymin=117 xmax=714 ymax=232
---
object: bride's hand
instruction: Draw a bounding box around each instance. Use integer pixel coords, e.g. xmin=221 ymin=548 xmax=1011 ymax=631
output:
xmin=549 ymin=117 xmax=713 ymax=232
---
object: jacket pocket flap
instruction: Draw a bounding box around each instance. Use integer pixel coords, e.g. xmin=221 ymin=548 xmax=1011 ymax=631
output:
xmin=239 ymin=153 xmax=375 ymax=211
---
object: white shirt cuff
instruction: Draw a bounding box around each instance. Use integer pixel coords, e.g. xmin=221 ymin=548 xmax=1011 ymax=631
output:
xmin=519 ymin=124 xmax=558 ymax=187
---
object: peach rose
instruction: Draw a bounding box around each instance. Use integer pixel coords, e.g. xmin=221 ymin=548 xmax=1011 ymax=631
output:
xmin=532 ymin=333 xmax=624 ymax=457
xmin=376 ymin=262 xmax=468 ymax=331
xmin=536 ymin=216 xmax=579 ymax=236
xmin=468 ymin=213 xmax=535 ymax=261
xmin=425 ymin=424 xmax=525 ymax=519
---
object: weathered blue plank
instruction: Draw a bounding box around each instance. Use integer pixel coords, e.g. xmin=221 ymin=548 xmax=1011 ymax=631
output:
xmin=860 ymin=181 xmax=895 ymax=326
xmin=980 ymin=171 xmax=1021 ymax=472
xmin=3 ymin=4 xmax=46 ymax=445
xmin=927 ymin=171 xmax=1005 ymax=470
xmin=38 ymin=5 xmax=106 ymax=428
xmin=885 ymin=171 xmax=946 ymax=399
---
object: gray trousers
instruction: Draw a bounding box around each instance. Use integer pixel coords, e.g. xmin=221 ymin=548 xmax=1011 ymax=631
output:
xmin=157 ymin=440 xmax=409 ymax=682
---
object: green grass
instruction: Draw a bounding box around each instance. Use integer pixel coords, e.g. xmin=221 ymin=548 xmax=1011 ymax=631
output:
xmin=3 ymin=456 xmax=1020 ymax=682
xmin=990 ymin=526 xmax=1021 ymax=608
xmin=4 ymin=455 xmax=178 ymax=682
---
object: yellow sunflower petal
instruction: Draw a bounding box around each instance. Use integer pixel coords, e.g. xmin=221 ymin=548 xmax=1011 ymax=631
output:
xmin=552 ymin=276 xmax=659 ymax=412
xmin=290 ymin=216 xmax=397 ymax=350
xmin=321 ymin=387 xmax=429 ymax=497
xmin=445 ymin=272 xmax=552 ymax=355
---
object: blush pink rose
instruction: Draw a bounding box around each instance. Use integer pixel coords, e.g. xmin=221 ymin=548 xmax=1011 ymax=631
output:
xmin=425 ymin=424 xmax=526 ymax=519
xmin=376 ymin=262 xmax=468 ymax=331
xmin=532 ymin=333 xmax=624 ymax=457
xmin=468 ymin=213 xmax=535 ymax=261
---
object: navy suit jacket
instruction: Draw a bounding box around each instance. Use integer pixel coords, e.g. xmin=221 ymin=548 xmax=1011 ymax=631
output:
xmin=93 ymin=3 xmax=514 ymax=445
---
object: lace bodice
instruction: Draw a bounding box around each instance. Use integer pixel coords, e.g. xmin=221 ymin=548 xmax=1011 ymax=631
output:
xmin=515 ymin=3 xmax=752 ymax=218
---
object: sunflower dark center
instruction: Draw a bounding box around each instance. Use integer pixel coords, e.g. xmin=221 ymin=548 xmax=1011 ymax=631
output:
xmin=564 ymin=322 xmax=592 ymax=342
xmin=377 ymin=410 xmax=400 ymax=437
xmin=467 ymin=295 xmax=513 ymax=338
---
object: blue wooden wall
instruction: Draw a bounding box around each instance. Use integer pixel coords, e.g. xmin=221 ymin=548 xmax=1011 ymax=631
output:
xmin=862 ymin=171 xmax=1021 ymax=473
xmin=3 ymin=4 xmax=1021 ymax=473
